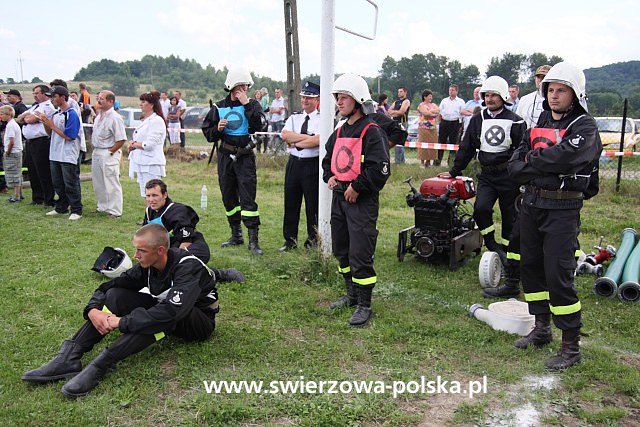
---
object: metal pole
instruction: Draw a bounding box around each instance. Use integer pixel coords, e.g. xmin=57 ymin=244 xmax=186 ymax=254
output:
xmin=615 ymin=98 xmax=628 ymax=192
xmin=318 ymin=0 xmax=336 ymax=256
xmin=284 ymin=0 xmax=301 ymax=114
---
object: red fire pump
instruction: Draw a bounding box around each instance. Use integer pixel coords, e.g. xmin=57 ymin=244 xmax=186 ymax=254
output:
xmin=397 ymin=175 xmax=482 ymax=270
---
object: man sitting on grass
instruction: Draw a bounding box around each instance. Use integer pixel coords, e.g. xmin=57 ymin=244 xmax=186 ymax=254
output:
xmin=23 ymin=224 xmax=222 ymax=397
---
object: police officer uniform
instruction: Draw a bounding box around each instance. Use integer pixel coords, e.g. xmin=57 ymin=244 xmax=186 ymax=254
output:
xmin=202 ymin=70 xmax=265 ymax=255
xmin=449 ymin=103 xmax=525 ymax=261
xmin=281 ymin=81 xmax=321 ymax=251
xmin=143 ymin=197 xmax=211 ymax=264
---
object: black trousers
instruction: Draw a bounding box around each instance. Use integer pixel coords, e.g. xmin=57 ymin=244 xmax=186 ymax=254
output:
xmin=520 ymin=204 xmax=582 ymax=330
xmin=217 ymin=151 xmax=260 ymax=228
xmin=25 ymin=136 xmax=54 ymax=205
xmin=283 ymin=155 xmax=319 ymax=245
xmin=331 ymin=191 xmax=379 ymax=286
xmin=437 ymin=120 xmax=461 ymax=161
xmin=474 ymin=170 xmax=519 ymax=243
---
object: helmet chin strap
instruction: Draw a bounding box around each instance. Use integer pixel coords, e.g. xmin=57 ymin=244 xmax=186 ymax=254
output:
xmin=552 ymin=102 xmax=574 ymax=120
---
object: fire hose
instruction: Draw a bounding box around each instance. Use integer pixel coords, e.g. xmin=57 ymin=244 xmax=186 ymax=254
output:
xmin=618 ymin=238 xmax=640 ymax=303
xmin=593 ymin=228 xmax=637 ymax=298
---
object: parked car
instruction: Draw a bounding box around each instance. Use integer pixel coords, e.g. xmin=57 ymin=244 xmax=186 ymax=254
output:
xmin=182 ymin=106 xmax=210 ymax=129
xmin=595 ymin=116 xmax=639 ymax=152
xmin=118 ymin=108 xmax=142 ymax=128
xmin=407 ymin=115 xmax=419 ymax=141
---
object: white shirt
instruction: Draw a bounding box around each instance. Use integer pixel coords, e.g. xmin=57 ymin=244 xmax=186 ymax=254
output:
xmin=92 ymin=107 xmax=127 ymax=149
xmin=160 ymin=98 xmax=170 ymax=120
xmin=177 ymin=99 xmax=187 ymax=119
xmin=128 ymin=113 xmax=167 ymax=167
xmin=22 ymin=100 xmax=56 ymax=140
xmin=439 ymin=96 xmax=465 ymax=121
xmin=516 ymin=90 xmax=545 ymax=129
xmin=270 ymin=96 xmax=286 ymax=122
xmin=4 ymin=119 xmax=22 ymax=153
xmin=283 ymin=110 xmax=321 ymax=158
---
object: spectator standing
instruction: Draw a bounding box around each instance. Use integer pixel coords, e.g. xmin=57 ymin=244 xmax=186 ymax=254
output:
xmin=16 ymin=85 xmax=56 ymax=207
xmin=386 ymin=86 xmax=410 ymax=164
xmin=437 ymin=84 xmax=465 ymax=166
xmin=1 ymin=105 xmax=23 ymax=202
xmin=253 ymin=90 xmax=268 ymax=153
xmin=260 ymin=87 xmax=270 ymax=113
xmin=279 ymin=81 xmax=321 ymax=251
xmin=201 ymin=68 xmax=265 ymax=255
xmin=159 ymin=91 xmax=170 ymax=120
xmin=91 ymin=90 xmax=127 ymax=218
xmin=416 ymin=89 xmax=440 ymax=167
xmin=51 ymin=79 xmax=87 ymax=166
xmin=508 ymin=62 xmax=602 ymax=370
xmin=461 ymin=86 xmax=482 ymax=138
xmin=167 ymin=96 xmax=181 ymax=145
xmin=174 ymin=91 xmax=187 ymax=150
xmin=322 ymin=73 xmax=390 ymax=328
xmin=269 ymin=87 xmax=286 ymax=151
xmin=3 ymin=89 xmax=28 ymax=117
xmin=506 ymin=84 xmax=520 ymax=112
xmin=128 ymin=91 xmax=167 ymax=198
xmin=376 ymin=94 xmax=390 ymax=114
xmin=79 ymin=83 xmax=92 ymax=123
xmin=516 ymin=65 xmax=551 ymax=128
xmin=37 ymin=86 xmax=83 ymax=220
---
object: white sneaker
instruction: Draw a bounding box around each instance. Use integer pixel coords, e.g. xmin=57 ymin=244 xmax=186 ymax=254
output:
xmin=46 ymin=209 xmax=63 ymax=216
xmin=68 ymin=213 xmax=83 ymax=221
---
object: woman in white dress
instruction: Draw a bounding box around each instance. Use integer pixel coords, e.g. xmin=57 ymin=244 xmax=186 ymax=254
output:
xmin=128 ymin=91 xmax=167 ymax=197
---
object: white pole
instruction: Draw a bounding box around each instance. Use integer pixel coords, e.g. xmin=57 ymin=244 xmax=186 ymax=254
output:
xmin=318 ymin=0 xmax=336 ymax=256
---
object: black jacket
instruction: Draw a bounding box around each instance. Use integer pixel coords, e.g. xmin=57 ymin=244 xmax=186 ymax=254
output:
xmin=508 ymin=108 xmax=603 ymax=209
xmin=143 ymin=197 xmax=205 ymax=248
xmin=450 ymin=108 xmax=525 ymax=177
xmin=322 ymin=115 xmax=390 ymax=195
xmin=84 ymin=249 xmax=218 ymax=335
xmin=201 ymin=96 xmax=264 ymax=150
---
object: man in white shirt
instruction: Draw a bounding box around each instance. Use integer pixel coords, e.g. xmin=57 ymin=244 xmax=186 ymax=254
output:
xmin=279 ymin=81 xmax=321 ymax=251
xmin=91 ymin=90 xmax=127 ymax=218
xmin=516 ymin=65 xmax=551 ymax=128
xmin=160 ymin=91 xmax=170 ymax=120
xmin=269 ymin=87 xmax=286 ymax=150
xmin=461 ymin=86 xmax=482 ymax=137
xmin=506 ymin=85 xmax=520 ymax=112
xmin=437 ymin=84 xmax=465 ymax=166
xmin=175 ymin=91 xmax=187 ymax=150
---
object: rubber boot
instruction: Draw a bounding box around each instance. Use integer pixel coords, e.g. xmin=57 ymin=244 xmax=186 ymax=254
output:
xmin=22 ymin=322 xmax=103 ymax=383
xmin=514 ymin=313 xmax=553 ymax=349
xmin=215 ymin=268 xmax=245 ymax=283
xmin=22 ymin=340 xmax=85 ymax=383
xmin=220 ymin=224 xmax=244 ymax=248
xmin=329 ymin=276 xmax=357 ymax=310
xmin=545 ymin=328 xmax=581 ymax=370
xmin=61 ymin=350 xmax=116 ymax=398
xmin=483 ymin=279 xmax=521 ymax=298
xmin=484 ymin=232 xmax=507 ymax=267
xmin=348 ymin=285 xmax=373 ymax=328
xmin=247 ymin=227 xmax=263 ymax=256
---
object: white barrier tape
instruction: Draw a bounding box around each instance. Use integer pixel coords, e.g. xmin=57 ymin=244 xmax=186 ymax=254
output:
xmin=601 ymin=151 xmax=640 ymax=157
xmin=403 ymin=141 xmax=460 ymax=151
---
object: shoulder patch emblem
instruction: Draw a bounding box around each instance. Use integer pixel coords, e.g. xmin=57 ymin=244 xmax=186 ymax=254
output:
xmin=568 ymin=134 xmax=584 ymax=148
xmin=169 ymin=291 xmax=183 ymax=305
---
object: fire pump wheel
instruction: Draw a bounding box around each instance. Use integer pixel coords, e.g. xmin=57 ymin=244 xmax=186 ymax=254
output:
xmin=479 ymin=251 xmax=502 ymax=288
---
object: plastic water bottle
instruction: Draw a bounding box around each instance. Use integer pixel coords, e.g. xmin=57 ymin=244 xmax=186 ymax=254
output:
xmin=200 ymin=185 xmax=208 ymax=210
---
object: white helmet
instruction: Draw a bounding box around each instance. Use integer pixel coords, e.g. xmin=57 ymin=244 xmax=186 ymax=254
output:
xmin=541 ymin=62 xmax=587 ymax=111
xmin=224 ymin=67 xmax=254 ymax=92
xmin=331 ymin=73 xmax=375 ymax=114
xmin=92 ymin=247 xmax=133 ymax=279
xmin=480 ymin=76 xmax=511 ymax=106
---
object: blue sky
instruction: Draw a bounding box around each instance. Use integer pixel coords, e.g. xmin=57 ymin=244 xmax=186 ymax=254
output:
xmin=1 ymin=0 xmax=639 ymax=84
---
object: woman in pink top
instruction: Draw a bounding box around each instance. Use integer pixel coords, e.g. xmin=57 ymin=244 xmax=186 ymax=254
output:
xmin=417 ymin=89 xmax=440 ymax=167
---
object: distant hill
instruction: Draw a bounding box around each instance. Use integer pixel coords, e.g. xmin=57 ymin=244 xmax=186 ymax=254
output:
xmin=584 ymin=61 xmax=640 ymax=95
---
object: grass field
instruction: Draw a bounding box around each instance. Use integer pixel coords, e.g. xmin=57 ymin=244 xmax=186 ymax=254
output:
xmin=0 ymin=150 xmax=639 ymax=426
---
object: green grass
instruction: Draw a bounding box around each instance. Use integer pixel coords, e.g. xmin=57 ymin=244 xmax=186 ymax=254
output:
xmin=0 ymin=151 xmax=638 ymax=426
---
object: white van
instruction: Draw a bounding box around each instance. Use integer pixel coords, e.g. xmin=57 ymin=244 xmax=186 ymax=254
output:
xmin=118 ymin=108 xmax=143 ymax=128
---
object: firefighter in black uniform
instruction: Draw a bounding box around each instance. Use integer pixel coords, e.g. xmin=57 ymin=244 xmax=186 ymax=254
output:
xmin=322 ymin=73 xmax=390 ymax=328
xmin=442 ymin=76 xmax=525 ymax=275
xmin=142 ymin=179 xmax=211 ymax=263
xmin=202 ymin=68 xmax=265 ymax=255
xmin=508 ymin=62 xmax=602 ymax=370
xmin=23 ymin=224 xmax=220 ymax=397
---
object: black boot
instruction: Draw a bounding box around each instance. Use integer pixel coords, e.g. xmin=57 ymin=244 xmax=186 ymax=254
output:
xmin=22 ymin=340 xmax=85 ymax=383
xmin=484 ymin=232 xmax=507 ymax=267
xmin=514 ymin=313 xmax=553 ymax=349
xmin=348 ymin=285 xmax=373 ymax=328
xmin=220 ymin=224 xmax=243 ymax=248
xmin=215 ymin=268 xmax=245 ymax=283
xmin=61 ymin=350 xmax=116 ymax=398
xmin=483 ymin=279 xmax=521 ymax=298
xmin=247 ymin=227 xmax=263 ymax=256
xmin=545 ymin=328 xmax=581 ymax=370
xmin=329 ymin=276 xmax=357 ymax=310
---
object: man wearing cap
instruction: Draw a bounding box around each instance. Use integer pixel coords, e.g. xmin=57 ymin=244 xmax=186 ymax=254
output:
xmin=16 ymin=85 xmax=57 ymax=207
xmin=517 ymin=65 xmax=552 ymax=129
xmin=4 ymin=89 xmax=28 ymax=117
xmin=278 ymin=81 xmax=321 ymax=251
xmin=91 ymin=90 xmax=127 ymax=218
xmin=35 ymin=86 xmax=83 ymax=220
